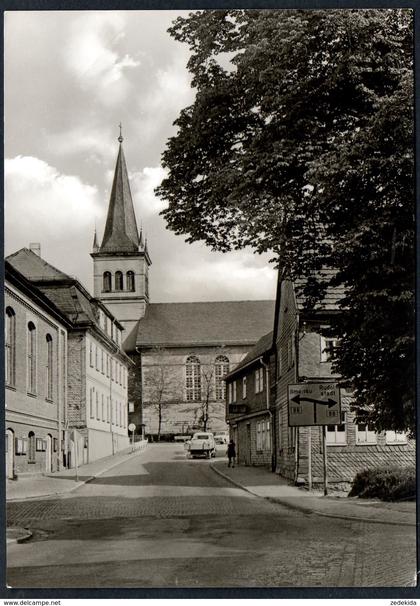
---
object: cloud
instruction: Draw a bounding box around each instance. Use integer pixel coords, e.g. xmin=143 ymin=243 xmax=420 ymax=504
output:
xmin=131 ymin=166 xmax=167 ymax=219
xmin=65 ymin=13 xmax=140 ymax=107
xmin=159 ymin=250 xmax=277 ymax=302
xmin=137 ymin=49 xmax=195 ymax=145
xmin=5 ymin=155 xmax=102 ymax=288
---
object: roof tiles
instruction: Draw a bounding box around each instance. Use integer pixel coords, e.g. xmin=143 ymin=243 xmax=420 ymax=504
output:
xmin=135 ymin=300 xmax=275 ymax=348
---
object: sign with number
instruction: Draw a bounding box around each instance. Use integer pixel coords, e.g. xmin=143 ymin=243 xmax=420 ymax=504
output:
xmin=288 ymin=383 xmax=342 ymax=426
xmin=128 ymin=423 xmax=136 ymax=432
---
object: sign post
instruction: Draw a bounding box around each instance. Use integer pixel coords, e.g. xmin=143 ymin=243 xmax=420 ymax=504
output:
xmin=128 ymin=423 xmax=136 ymax=452
xmin=288 ymin=383 xmax=341 ymax=494
xmin=322 ymin=425 xmax=328 ymax=495
xmin=73 ymin=430 xmax=79 ymax=482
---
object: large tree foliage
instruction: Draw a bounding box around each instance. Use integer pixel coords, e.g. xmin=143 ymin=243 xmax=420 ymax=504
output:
xmin=157 ymin=10 xmax=414 ymax=434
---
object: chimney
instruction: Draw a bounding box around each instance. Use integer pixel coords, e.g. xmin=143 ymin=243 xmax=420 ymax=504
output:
xmin=29 ymin=243 xmax=41 ymax=256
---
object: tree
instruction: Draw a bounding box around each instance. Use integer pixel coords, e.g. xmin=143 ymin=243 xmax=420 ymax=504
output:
xmin=157 ymin=9 xmax=414 ymax=434
xmin=142 ymin=348 xmax=180 ymax=440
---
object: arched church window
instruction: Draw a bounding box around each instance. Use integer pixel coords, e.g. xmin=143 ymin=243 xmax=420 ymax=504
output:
xmin=46 ymin=334 xmax=53 ymax=401
xmin=126 ymin=271 xmax=135 ymax=292
xmin=186 ymin=355 xmax=201 ymax=402
xmin=27 ymin=322 xmax=37 ymax=394
xmin=115 ymin=271 xmax=123 ymax=291
xmin=103 ymin=272 xmax=111 ymax=293
xmin=215 ymin=355 xmax=229 ymax=400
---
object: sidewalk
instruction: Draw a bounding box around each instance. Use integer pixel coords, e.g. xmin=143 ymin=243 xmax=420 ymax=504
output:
xmin=210 ymin=460 xmax=417 ymax=527
xmin=6 ymin=441 xmax=148 ymax=502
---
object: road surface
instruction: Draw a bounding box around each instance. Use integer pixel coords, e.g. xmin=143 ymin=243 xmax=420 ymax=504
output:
xmin=7 ymin=443 xmax=416 ymax=588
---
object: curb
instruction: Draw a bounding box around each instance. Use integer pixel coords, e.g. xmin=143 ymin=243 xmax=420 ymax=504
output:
xmin=210 ymin=463 xmax=416 ymax=528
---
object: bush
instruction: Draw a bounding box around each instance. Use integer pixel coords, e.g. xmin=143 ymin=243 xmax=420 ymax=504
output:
xmin=348 ymin=466 xmax=416 ymax=501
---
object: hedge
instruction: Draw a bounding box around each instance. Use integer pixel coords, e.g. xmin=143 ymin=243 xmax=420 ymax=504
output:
xmin=348 ymin=466 xmax=416 ymax=501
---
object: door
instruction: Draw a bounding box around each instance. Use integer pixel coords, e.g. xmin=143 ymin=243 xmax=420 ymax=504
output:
xmin=245 ymin=424 xmax=251 ymax=466
xmin=45 ymin=434 xmax=52 ymax=473
xmin=6 ymin=429 xmax=15 ymax=479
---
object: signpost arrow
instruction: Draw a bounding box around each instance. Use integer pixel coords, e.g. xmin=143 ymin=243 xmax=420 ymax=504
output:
xmin=291 ymin=394 xmax=337 ymax=408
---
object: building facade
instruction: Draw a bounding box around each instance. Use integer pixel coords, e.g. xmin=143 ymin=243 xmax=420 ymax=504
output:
xmin=7 ymin=248 xmax=131 ymax=466
xmin=225 ymin=332 xmax=274 ymax=467
xmin=274 ymin=276 xmax=415 ymax=485
xmin=5 ymin=262 xmax=69 ymax=478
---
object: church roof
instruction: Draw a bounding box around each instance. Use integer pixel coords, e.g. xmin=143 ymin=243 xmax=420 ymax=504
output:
xmin=6 ymin=247 xmax=72 ymax=281
xmin=6 ymin=247 xmax=125 ymax=331
xmin=226 ymin=330 xmax=273 ymax=378
xmin=100 ymin=142 xmax=140 ymax=253
xmin=134 ymin=300 xmax=274 ymax=349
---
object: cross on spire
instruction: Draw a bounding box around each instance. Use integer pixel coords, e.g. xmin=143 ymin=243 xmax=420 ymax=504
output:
xmin=118 ymin=122 xmax=123 ymax=143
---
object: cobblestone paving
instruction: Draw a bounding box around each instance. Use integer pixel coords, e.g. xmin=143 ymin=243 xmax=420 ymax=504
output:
xmin=7 ymin=445 xmax=417 ymax=588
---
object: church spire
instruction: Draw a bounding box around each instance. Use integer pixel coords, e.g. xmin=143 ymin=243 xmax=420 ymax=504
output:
xmin=99 ymin=129 xmax=140 ymax=253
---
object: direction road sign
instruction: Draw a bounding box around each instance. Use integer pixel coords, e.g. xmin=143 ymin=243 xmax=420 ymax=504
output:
xmin=288 ymin=383 xmax=341 ymax=426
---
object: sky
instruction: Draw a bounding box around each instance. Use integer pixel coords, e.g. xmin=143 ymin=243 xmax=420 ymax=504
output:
xmin=4 ymin=10 xmax=277 ymax=302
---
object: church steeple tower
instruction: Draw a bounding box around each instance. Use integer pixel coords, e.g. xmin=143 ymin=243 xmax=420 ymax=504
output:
xmin=91 ymin=130 xmax=151 ymax=333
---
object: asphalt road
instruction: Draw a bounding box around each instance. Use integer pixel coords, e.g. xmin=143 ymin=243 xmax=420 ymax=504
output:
xmin=7 ymin=443 xmax=417 ymax=588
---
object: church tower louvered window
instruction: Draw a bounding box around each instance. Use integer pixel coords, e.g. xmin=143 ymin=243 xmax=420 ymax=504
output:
xmin=186 ymin=356 xmax=201 ymax=402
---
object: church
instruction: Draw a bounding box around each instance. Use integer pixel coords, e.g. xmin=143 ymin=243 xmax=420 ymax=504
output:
xmin=91 ymin=134 xmax=275 ymax=438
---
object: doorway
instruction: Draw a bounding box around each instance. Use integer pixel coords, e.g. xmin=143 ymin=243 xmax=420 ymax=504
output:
xmin=46 ymin=434 xmax=52 ymax=473
xmin=6 ymin=428 xmax=15 ymax=479
xmin=245 ymin=423 xmax=251 ymax=466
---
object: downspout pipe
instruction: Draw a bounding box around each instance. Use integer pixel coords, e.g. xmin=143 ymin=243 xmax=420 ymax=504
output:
xmin=260 ymin=359 xmax=273 ymax=470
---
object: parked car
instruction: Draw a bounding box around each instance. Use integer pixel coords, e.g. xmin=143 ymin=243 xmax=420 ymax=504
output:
xmin=187 ymin=432 xmax=216 ymax=458
xmin=214 ymin=432 xmax=229 ymax=445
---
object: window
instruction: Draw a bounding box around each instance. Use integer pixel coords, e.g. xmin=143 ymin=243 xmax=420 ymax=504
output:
xmin=320 ymin=335 xmax=339 ymax=362
xmin=95 ymin=345 xmax=99 ymax=371
xmin=115 ymin=271 xmax=123 ymax=291
xmin=256 ymin=420 xmax=270 ymax=451
xmin=385 ymin=430 xmax=407 ymax=444
xmin=356 ymin=423 xmax=377 ymax=444
xmin=101 ymin=349 xmax=104 ymax=374
xmin=326 ymin=412 xmax=346 ymax=444
xmin=123 ymin=367 xmax=126 ymax=388
xmin=232 ymin=381 xmax=237 ymax=402
xmin=106 ymin=354 xmax=109 ymax=378
xmin=266 ymin=420 xmax=271 ymax=450
xmin=28 ymin=432 xmax=36 ymax=463
xmin=186 ymin=356 xmax=201 ymax=402
xmin=215 ymin=355 xmax=229 ymax=400
xmin=255 ymin=368 xmax=264 ymax=394
xmin=90 ymin=388 xmax=94 ymax=418
xmin=89 ymin=341 xmax=93 ymax=367
xmin=103 ymin=272 xmax=112 ymax=293
xmin=145 ymin=273 xmax=149 ymax=298
xmin=242 ymin=376 xmax=247 ymax=399
xmin=228 ymin=383 xmax=232 ymax=403
xmin=278 ymin=349 xmax=282 ymax=378
xmin=96 ymin=392 xmax=99 ymax=420
xmin=127 ymin=271 xmax=135 ymax=292
xmin=27 ymin=322 xmax=37 ymax=394
xmin=5 ymin=307 xmax=16 ymax=387
xmin=46 ymin=334 xmax=53 ymax=400
xmin=102 ymin=394 xmax=105 ymax=421
xmin=107 ymin=396 xmax=110 ymax=422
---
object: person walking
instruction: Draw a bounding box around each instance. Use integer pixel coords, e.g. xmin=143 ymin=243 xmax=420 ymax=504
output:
xmin=227 ymin=439 xmax=236 ymax=468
